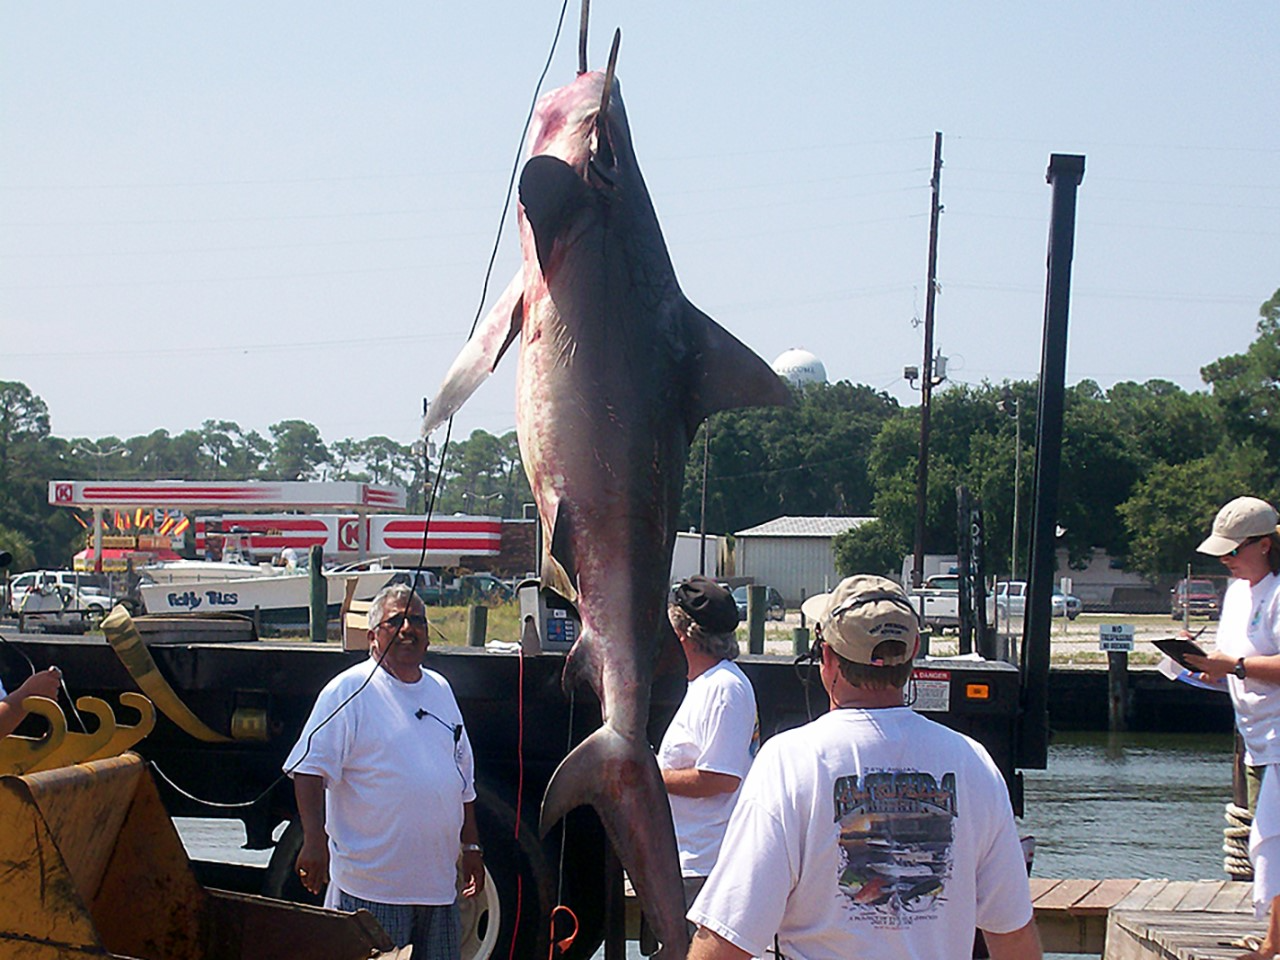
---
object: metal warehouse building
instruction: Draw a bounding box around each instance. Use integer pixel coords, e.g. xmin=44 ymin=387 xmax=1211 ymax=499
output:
xmin=734 ymin=516 xmax=873 ymax=606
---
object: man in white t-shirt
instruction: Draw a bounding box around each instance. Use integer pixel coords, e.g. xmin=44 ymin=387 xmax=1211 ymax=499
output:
xmin=687 ymin=574 xmax=1040 ymax=960
xmin=284 ymin=583 xmax=483 ymax=960
xmin=659 ymin=576 xmax=758 ymax=920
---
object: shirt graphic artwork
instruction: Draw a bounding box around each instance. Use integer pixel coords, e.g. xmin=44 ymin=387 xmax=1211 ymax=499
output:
xmin=834 ymin=768 xmax=957 ymax=929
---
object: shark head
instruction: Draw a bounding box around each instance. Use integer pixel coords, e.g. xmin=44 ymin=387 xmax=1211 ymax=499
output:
xmin=526 ymin=69 xmax=633 ymax=181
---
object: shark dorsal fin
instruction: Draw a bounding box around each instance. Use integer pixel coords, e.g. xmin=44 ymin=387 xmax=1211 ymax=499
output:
xmin=679 ymin=300 xmax=794 ymax=436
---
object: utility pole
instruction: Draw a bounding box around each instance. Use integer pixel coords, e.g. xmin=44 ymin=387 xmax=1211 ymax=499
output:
xmin=912 ymin=132 xmax=944 ymax=588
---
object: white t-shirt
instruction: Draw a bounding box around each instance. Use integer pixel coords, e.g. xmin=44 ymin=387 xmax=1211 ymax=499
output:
xmin=1216 ymin=572 xmax=1280 ymax=766
xmin=284 ymin=659 xmax=476 ymax=905
xmin=658 ymin=659 xmax=758 ymax=877
xmin=689 ymin=707 xmax=1033 ymax=960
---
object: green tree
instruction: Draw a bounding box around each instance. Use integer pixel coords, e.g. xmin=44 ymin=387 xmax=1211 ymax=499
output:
xmin=267 ymin=420 xmax=329 ymax=481
xmin=679 ymin=382 xmax=898 ymax=535
xmin=0 ymin=522 xmax=37 ymax=570
xmin=1202 ymin=287 xmax=1280 ymax=459
xmin=1118 ymin=445 xmax=1275 ymax=579
xmin=832 ymin=519 xmax=906 ymax=579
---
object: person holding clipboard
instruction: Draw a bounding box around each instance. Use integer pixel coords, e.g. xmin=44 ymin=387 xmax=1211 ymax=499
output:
xmin=1184 ymin=496 xmax=1280 ymax=959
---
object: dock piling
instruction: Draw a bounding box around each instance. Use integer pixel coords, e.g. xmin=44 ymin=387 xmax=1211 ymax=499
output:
xmin=1107 ymin=651 xmax=1129 ymax=732
xmin=308 ymin=545 xmax=326 ymax=644
xmin=466 ymin=605 xmax=487 ymax=647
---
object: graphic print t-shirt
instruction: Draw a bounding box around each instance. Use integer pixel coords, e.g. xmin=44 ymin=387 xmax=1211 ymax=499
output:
xmin=688 ymin=707 xmax=1032 ymax=960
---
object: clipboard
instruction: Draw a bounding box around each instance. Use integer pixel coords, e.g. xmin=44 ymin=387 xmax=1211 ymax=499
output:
xmin=1152 ymin=636 xmax=1208 ymax=671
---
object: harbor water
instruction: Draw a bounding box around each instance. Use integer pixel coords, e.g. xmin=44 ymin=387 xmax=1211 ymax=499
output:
xmin=176 ymin=729 xmax=1239 ymax=958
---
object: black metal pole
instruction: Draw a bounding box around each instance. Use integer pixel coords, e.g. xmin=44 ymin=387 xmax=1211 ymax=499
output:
xmin=1018 ymin=153 xmax=1085 ymax=770
xmin=912 ymin=131 xmax=944 ymax=588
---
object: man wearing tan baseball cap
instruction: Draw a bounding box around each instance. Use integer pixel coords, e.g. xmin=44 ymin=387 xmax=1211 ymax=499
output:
xmin=687 ymin=575 xmax=1041 ymax=960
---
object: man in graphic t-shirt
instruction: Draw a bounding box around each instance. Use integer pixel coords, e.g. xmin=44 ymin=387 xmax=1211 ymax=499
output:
xmin=658 ymin=576 xmax=758 ymax=920
xmin=285 ymin=583 xmax=483 ymax=960
xmin=687 ymin=575 xmax=1040 ymax=960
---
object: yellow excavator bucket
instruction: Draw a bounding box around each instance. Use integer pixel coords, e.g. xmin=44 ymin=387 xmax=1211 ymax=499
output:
xmin=0 ymin=753 xmax=393 ymax=959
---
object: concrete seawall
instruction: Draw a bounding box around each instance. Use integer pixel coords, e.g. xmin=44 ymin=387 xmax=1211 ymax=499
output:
xmin=1048 ymin=664 xmax=1234 ymax=733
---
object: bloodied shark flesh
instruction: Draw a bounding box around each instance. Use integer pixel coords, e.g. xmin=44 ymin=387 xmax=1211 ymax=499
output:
xmin=424 ymin=63 xmax=791 ymax=957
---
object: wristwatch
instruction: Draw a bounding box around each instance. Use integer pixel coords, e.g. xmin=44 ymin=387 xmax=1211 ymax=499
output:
xmin=1234 ymin=658 xmax=1248 ymax=680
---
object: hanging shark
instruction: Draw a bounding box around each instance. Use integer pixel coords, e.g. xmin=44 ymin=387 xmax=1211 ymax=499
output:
xmin=424 ymin=42 xmax=791 ymax=957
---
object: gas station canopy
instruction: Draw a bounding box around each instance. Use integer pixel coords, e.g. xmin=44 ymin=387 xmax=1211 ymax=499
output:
xmin=48 ymin=481 xmax=407 ymax=512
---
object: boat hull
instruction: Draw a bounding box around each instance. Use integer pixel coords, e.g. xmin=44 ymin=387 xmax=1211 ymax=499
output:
xmin=139 ymin=569 xmax=399 ymax=624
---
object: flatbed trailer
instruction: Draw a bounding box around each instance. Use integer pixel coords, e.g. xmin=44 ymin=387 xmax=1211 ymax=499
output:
xmin=0 ymin=626 xmax=1025 ymax=959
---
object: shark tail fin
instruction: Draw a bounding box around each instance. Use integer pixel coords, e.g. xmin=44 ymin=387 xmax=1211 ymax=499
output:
xmin=540 ymin=724 xmax=690 ymax=960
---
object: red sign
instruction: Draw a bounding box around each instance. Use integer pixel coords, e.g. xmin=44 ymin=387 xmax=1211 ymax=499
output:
xmin=55 ymin=483 xmax=73 ymax=503
xmin=337 ymin=516 xmax=361 ymax=552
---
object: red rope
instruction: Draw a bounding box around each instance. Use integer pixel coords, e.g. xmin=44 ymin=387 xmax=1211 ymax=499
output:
xmin=507 ymin=648 xmax=527 ymax=960
xmin=549 ymin=904 xmax=580 ymax=958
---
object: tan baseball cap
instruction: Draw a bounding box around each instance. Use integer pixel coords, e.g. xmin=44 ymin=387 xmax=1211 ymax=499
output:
xmin=800 ymin=575 xmax=920 ymax=666
xmin=1197 ymin=496 xmax=1280 ymax=556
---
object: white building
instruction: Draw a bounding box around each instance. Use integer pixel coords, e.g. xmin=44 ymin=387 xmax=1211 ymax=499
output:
xmin=734 ymin=516 xmax=874 ymax=606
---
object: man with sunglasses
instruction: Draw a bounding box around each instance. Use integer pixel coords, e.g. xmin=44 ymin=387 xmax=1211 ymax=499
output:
xmin=284 ymin=583 xmax=482 ymax=960
xmin=686 ymin=574 xmax=1040 ymax=960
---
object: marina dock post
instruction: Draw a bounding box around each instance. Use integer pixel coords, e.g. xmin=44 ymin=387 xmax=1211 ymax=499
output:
xmin=308 ymin=544 xmax=325 ymax=643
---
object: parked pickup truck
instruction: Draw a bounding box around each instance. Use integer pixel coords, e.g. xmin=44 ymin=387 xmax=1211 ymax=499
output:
xmin=414 ymin=571 xmax=514 ymax=606
xmin=906 ymin=574 xmax=995 ymax=631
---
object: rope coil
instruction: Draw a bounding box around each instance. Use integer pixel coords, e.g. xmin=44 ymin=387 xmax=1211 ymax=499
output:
xmin=1224 ymin=802 xmax=1254 ymax=881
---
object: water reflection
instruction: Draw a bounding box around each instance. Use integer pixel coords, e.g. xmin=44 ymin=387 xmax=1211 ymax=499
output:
xmin=1022 ymin=730 xmax=1234 ymax=882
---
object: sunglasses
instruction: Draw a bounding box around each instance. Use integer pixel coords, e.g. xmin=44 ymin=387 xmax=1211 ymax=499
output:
xmin=375 ymin=613 xmax=429 ymax=633
xmin=1228 ymin=536 xmax=1265 ymax=557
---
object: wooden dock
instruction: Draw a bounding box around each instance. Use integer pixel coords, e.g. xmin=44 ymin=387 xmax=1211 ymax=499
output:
xmin=1032 ymin=877 xmax=1262 ymax=957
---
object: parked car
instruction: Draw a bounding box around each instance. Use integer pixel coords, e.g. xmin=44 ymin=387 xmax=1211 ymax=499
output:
xmin=994 ymin=580 xmax=1081 ymax=620
xmin=7 ymin=570 xmax=114 ymax=621
xmin=457 ymin=573 xmax=515 ymax=604
xmin=731 ymin=584 xmax=786 ymax=622
xmin=1170 ymin=578 xmax=1220 ymax=620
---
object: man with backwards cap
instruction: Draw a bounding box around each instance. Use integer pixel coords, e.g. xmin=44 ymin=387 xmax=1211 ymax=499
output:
xmin=686 ymin=574 xmax=1040 ymax=960
xmin=659 ymin=576 xmax=759 ymax=923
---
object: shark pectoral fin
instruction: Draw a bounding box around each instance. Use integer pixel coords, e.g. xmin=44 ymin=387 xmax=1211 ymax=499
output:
xmin=519 ymin=155 xmax=594 ymax=277
xmin=680 ymin=300 xmax=795 ymax=434
xmin=422 ymin=272 xmax=524 ymax=435
xmin=540 ymin=726 xmax=691 ymax=960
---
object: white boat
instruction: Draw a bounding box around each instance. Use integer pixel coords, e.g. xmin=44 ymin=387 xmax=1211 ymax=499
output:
xmin=140 ymin=558 xmax=279 ymax=585
xmin=138 ymin=562 xmax=401 ymax=625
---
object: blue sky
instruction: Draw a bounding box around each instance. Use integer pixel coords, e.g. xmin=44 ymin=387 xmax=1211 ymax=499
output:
xmin=3 ymin=1 xmax=1276 ymax=448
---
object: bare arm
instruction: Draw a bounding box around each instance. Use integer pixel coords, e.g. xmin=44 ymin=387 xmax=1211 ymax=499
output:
xmin=459 ymin=800 xmax=485 ymax=898
xmin=984 ymin=918 xmax=1042 ymax=960
xmin=686 ymin=926 xmax=752 ymax=960
xmin=293 ymin=772 xmax=329 ymax=896
xmin=662 ymin=767 xmax=741 ymax=798
xmin=1185 ymin=648 xmax=1280 ymax=684
xmin=0 ymin=667 xmax=61 ymax=739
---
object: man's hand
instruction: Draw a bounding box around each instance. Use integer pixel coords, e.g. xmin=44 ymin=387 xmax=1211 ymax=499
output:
xmin=460 ymin=849 xmax=485 ymax=898
xmin=292 ymin=773 xmax=329 ymax=896
xmin=15 ymin=666 xmax=62 ymax=702
xmin=295 ymin=833 xmax=330 ymax=896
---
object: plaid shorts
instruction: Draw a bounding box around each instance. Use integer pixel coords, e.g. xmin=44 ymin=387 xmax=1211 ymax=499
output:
xmin=338 ymin=891 xmax=461 ymax=960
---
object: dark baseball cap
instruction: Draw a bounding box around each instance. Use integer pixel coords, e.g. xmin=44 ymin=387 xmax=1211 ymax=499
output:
xmin=671 ymin=576 xmax=739 ymax=633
